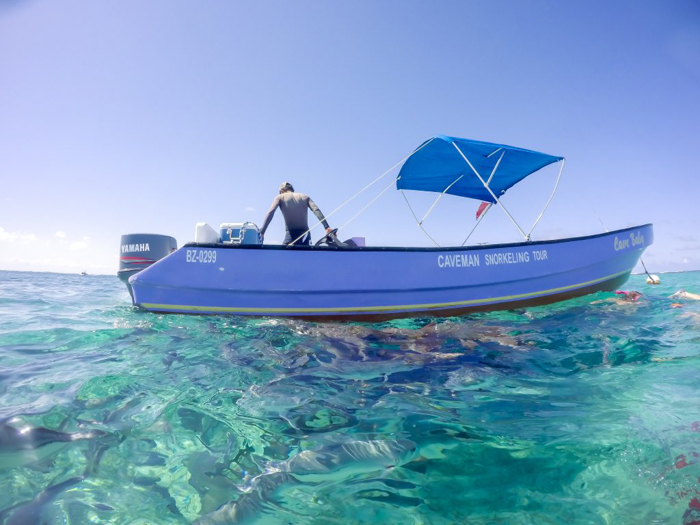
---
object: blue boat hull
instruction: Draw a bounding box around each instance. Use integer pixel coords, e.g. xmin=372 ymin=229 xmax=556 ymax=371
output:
xmin=129 ymin=224 xmax=653 ymax=320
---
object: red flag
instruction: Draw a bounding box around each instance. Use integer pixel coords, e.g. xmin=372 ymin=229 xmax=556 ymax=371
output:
xmin=476 ymin=202 xmax=491 ymax=220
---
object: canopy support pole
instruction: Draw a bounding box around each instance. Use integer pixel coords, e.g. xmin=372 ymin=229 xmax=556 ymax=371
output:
xmin=527 ymin=158 xmax=566 ymax=239
xmin=419 ymin=174 xmax=464 ymax=225
xmin=451 ymin=142 xmax=529 ymax=241
xmin=486 ymin=150 xmax=505 ymax=186
xmin=401 ymin=190 xmax=441 ymax=247
xmin=461 ymin=203 xmax=492 ymax=246
xmin=457 ymin=150 xmax=501 ymax=245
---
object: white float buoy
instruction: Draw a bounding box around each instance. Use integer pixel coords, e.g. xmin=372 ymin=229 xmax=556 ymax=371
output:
xmin=646 ymin=274 xmax=660 ymax=285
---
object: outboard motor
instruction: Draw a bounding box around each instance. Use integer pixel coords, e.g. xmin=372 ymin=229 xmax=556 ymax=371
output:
xmin=118 ymin=234 xmax=177 ymax=300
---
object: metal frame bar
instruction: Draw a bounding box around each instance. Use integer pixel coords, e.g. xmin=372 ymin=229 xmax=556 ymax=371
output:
xmin=451 ymin=142 xmax=529 ymax=240
xmin=527 ymin=158 xmax=566 ymax=238
xmin=461 ymin=202 xmax=492 ymax=246
xmin=486 ymin=147 xmax=503 ymax=158
xmin=419 ymin=174 xmax=464 ymax=225
xmin=401 ymin=190 xmax=441 ymax=247
xmin=486 ymin=150 xmax=505 ymax=186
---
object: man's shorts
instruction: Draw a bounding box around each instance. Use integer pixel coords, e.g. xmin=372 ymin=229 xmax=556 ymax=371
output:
xmin=283 ymin=229 xmax=311 ymax=245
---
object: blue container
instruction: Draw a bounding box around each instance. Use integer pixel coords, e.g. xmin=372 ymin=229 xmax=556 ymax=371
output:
xmin=219 ymin=222 xmax=262 ymax=245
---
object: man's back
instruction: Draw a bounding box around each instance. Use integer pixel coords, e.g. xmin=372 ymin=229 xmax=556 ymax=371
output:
xmin=260 ymin=190 xmax=330 ymax=244
xmin=276 ymin=192 xmax=313 ymax=231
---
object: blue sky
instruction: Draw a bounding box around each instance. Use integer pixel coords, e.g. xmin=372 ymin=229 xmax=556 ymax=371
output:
xmin=1 ymin=0 xmax=698 ymax=274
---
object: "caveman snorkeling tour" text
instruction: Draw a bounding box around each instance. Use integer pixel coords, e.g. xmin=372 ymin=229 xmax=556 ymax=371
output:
xmin=437 ymin=249 xmax=548 ymax=268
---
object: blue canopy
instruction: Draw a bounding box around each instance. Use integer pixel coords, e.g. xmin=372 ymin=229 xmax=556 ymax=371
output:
xmin=396 ymin=135 xmax=563 ymax=203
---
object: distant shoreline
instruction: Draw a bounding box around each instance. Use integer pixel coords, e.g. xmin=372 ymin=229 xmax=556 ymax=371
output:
xmin=1 ymin=268 xmax=699 ymax=278
xmin=0 ymin=269 xmax=114 ymax=277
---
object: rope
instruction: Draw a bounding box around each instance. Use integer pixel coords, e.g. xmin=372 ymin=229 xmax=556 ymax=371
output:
xmin=587 ymin=203 xmax=654 ymax=282
xmin=337 ymin=178 xmax=397 ymax=233
xmin=640 ymin=258 xmax=654 ymax=281
xmin=587 ymin=201 xmax=609 ymax=233
xmin=289 ymin=137 xmax=435 ymax=245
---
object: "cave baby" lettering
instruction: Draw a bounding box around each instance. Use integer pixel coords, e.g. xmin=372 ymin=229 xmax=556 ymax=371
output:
xmin=614 ymin=231 xmax=645 ymax=251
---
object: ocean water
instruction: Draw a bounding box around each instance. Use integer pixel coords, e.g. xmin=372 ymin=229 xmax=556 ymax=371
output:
xmin=0 ymin=270 xmax=699 ymax=525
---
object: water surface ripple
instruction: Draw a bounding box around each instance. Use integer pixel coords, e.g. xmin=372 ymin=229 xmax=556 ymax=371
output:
xmin=1 ymin=270 xmax=699 ymax=524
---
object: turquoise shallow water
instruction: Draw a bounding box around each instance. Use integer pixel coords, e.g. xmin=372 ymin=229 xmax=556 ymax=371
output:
xmin=1 ymin=270 xmax=699 ymax=524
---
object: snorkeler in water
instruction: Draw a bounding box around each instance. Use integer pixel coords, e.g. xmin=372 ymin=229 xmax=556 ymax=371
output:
xmin=614 ymin=290 xmax=643 ymax=302
xmin=591 ymin=290 xmax=642 ymax=306
xmin=670 ymin=290 xmax=700 ymax=301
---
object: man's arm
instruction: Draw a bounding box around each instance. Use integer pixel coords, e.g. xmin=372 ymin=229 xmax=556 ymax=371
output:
xmin=307 ymin=197 xmax=330 ymax=230
xmin=260 ymin=196 xmax=281 ymax=237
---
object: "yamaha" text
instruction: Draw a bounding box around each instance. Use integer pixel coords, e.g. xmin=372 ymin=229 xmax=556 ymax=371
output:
xmin=121 ymin=243 xmax=150 ymax=253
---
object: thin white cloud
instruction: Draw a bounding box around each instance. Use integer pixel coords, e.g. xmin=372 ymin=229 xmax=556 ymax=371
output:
xmin=245 ymin=207 xmax=256 ymax=213
xmin=0 ymin=226 xmax=37 ymax=243
xmin=82 ymin=236 xmax=90 ymax=241
xmin=675 ymin=235 xmax=697 ymax=243
xmin=55 ymin=231 xmax=66 ymax=238
xmin=69 ymin=241 xmax=88 ymax=250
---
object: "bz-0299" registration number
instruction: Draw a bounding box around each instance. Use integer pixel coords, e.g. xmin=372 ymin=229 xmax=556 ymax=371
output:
xmin=186 ymin=249 xmax=217 ymax=263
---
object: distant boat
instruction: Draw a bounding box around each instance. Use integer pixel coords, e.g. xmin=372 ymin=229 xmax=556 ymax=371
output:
xmin=80 ymin=271 xmax=88 ymax=276
xmin=120 ymin=135 xmax=653 ymax=321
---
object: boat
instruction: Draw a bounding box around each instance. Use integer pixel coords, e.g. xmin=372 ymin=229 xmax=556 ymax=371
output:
xmin=119 ymin=135 xmax=653 ymax=321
